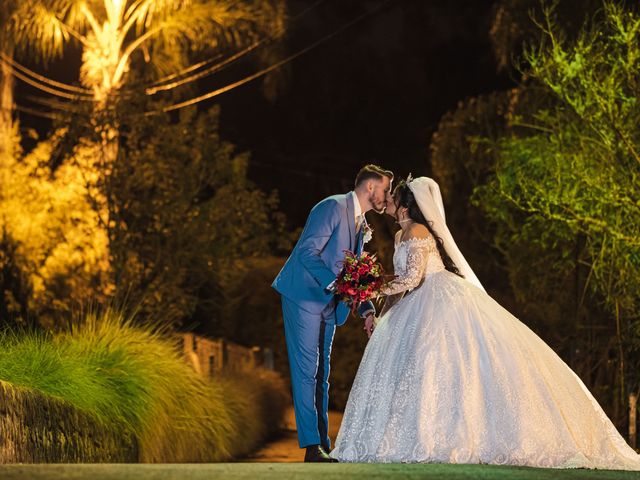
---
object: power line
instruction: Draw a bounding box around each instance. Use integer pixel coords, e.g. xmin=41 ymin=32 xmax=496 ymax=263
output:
xmin=146 ymin=39 xmax=267 ymax=95
xmin=13 ymin=104 xmax=62 ymax=120
xmin=3 ymin=0 xmax=326 ymax=104
xmin=26 ymin=95 xmax=89 ymax=115
xmin=9 ymin=0 xmax=394 ymax=121
xmin=1 ymin=61 xmax=93 ymax=102
xmin=145 ymin=0 xmax=327 ymax=95
xmin=151 ymin=0 xmax=395 ymax=114
xmin=148 ymin=55 xmax=225 ymax=88
xmin=0 ymin=52 xmax=92 ymax=96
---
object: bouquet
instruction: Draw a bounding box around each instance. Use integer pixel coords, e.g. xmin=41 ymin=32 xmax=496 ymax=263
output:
xmin=335 ymin=250 xmax=385 ymax=310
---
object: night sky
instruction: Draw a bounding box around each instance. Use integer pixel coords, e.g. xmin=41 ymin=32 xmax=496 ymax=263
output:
xmin=217 ymin=0 xmax=514 ymax=226
xmin=16 ymin=0 xmax=514 ymax=228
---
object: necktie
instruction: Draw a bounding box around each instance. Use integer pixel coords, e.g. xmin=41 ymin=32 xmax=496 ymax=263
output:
xmin=355 ymin=214 xmax=365 ymax=254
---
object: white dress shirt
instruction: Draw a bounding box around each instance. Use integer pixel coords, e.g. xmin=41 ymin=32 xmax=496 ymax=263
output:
xmin=352 ymin=191 xmax=364 ymax=231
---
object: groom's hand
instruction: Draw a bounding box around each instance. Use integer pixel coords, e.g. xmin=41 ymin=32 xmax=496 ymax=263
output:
xmin=325 ymin=279 xmax=337 ymax=294
xmin=364 ymin=313 xmax=375 ymax=338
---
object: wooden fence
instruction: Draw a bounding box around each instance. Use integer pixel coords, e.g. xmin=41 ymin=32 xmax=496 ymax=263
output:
xmin=180 ymin=333 xmax=274 ymax=377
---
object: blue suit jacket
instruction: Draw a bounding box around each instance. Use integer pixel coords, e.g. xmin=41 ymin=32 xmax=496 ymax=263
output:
xmin=272 ymin=192 xmax=375 ymax=326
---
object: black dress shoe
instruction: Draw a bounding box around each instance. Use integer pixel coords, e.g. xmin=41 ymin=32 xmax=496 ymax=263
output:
xmin=304 ymin=445 xmax=339 ymax=463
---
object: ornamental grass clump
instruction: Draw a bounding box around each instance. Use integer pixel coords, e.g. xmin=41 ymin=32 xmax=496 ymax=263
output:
xmin=0 ymin=308 xmax=287 ymax=462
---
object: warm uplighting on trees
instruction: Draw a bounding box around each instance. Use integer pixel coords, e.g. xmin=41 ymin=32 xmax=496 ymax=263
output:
xmin=3 ymin=0 xmax=285 ymax=131
xmin=0 ymin=0 xmax=286 ymax=326
xmin=1 ymin=0 xmax=286 ymax=217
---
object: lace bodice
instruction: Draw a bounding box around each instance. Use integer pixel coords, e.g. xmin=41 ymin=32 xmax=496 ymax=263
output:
xmin=381 ymin=235 xmax=445 ymax=296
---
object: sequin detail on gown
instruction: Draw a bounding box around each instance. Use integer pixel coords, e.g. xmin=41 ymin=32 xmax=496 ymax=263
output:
xmin=330 ymin=235 xmax=640 ymax=469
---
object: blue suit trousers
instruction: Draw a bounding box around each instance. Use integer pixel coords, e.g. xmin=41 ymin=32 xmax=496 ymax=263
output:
xmin=282 ymin=295 xmax=336 ymax=449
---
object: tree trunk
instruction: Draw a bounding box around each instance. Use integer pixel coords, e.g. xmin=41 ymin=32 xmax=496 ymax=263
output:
xmin=630 ymin=392 xmax=637 ymax=449
xmin=0 ymin=46 xmax=14 ymax=169
xmin=615 ymin=300 xmax=626 ymax=425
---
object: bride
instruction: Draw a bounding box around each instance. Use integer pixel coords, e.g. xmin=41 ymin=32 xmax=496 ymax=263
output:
xmin=330 ymin=176 xmax=640 ymax=470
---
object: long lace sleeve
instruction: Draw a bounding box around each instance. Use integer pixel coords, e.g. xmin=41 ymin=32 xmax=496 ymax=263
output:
xmin=380 ymin=240 xmax=431 ymax=296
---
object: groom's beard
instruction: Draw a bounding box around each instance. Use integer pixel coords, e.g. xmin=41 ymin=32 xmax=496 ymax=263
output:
xmin=373 ymin=205 xmax=386 ymax=214
xmin=369 ymin=193 xmax=385 ymax=214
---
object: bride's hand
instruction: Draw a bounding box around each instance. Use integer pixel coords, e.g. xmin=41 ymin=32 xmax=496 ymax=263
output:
xmin=364 ymin=313 xmax=375 ymax=338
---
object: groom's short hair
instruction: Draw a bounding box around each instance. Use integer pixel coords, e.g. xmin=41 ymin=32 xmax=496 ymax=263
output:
xmin=355 ymin=164 xmax=394 ymax=187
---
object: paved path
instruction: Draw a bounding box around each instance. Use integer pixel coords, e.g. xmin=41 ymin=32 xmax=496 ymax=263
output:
xmin=244 ymin=408 xmax=342 ymax=462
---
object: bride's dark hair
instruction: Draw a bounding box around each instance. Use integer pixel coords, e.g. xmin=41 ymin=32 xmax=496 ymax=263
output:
xmin=394 ymin=181 xmax=463 ymax=278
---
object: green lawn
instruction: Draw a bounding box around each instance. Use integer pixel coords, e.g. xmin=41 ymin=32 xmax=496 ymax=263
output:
xmin=1 ymin=464 xmax=639 ymax=480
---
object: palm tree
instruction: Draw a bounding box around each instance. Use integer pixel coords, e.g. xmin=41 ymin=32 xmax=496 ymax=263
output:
xmin=5 ymin=0 xmax=286 ymax=165
xmin=9 ymin=0 xmax=285 ymax=102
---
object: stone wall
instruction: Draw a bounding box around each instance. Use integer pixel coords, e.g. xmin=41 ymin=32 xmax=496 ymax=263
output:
xmin=0 ymin=381 xmax=137 ymax=463
xmin=181 ymin=333 xmax=273 ymax=376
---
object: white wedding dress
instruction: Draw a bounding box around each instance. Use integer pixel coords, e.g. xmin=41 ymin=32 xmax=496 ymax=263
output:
xmin=330 ymin=234 xmax=640 ymax=469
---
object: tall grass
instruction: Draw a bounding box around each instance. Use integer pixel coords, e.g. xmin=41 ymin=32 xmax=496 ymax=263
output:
xmin=0 ymin=309 xmax=288 ymax=462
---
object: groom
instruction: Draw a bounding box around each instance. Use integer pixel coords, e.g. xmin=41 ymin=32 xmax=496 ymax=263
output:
xmin=272 ymin=164 xmax=393 ymax=462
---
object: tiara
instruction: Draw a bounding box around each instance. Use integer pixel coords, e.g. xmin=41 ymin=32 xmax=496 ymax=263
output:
xmin=406 ymin=173 xmax=414 ymax=184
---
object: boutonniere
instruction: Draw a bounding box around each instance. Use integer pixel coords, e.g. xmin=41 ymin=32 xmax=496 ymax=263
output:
xmin=362 ymin=223 xmax=373 ymax=244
